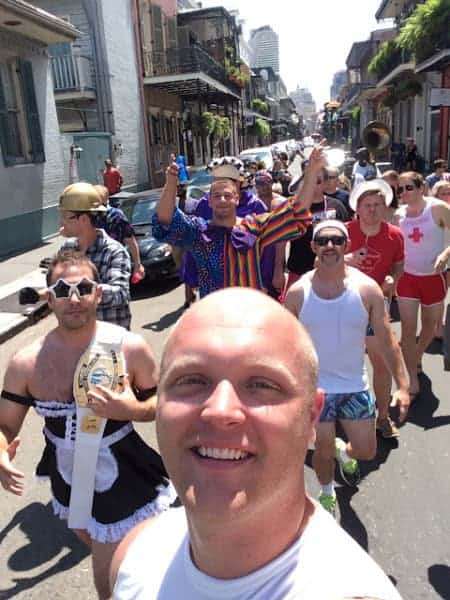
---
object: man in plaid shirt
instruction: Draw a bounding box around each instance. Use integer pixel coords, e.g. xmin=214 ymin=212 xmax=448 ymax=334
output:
xmin=59 ymin=183 xmax=132 ymax=329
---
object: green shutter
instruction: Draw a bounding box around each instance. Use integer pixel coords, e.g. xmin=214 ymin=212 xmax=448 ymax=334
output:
xmin=19 ymin=59 xmax=45 ymax=163
xmin=0 ymin=68 xmax=17 ymax=166
xmin=151 ymin=3 xmax=165 ymax=75
xmin=167 ymin=17 xmax=177 ymax=49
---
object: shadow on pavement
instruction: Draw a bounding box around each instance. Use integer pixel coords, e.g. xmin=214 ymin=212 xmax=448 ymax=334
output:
xmin=143 ymin=305 xmax=185 ymax=332
xmin=407 ymin=373 xmax=450 ymax=431
xmin=0 ymin=502 xmax=88 ymax=599
xmin=305 ymin=434 xmax=397 ymax=554
xmin=428 ymin=564 xmax=450 ymax=599
xmin=130 ymin=278 xmax=180 ymax=300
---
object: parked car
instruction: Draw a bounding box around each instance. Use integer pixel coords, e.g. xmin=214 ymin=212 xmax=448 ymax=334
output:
xmin=120 ymin=191 xmax=178 ymax=282
xmin=185 ymin=169 xmax=213 ymax=214
xmin=239 ymin=146 xmax=274 ymax=171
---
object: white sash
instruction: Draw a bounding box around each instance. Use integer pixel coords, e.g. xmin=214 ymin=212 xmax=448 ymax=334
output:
xmin=68 ymin=322 xmax=126 ymax=530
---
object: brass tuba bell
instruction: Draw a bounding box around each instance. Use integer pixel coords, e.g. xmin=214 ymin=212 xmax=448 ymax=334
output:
xmin=362 ymin=121 xmax=391 ymax=153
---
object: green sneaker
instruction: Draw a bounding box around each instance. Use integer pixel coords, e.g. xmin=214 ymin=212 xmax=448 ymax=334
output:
xmin=335 ymin=437 xmax=361 ymax=487
xmin=318 ymin=492 xmax=336 ymax=516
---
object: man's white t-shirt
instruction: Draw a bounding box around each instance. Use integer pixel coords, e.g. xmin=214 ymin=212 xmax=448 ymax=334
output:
xmin=114 ymin=505 xmax=402 ymax=600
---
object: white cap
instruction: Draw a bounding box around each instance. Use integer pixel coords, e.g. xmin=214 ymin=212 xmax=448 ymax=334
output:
xmin=312 ymin=219 xmax=349 ymax=240
xmin=349 ymin=178 xmax=393 ymax=212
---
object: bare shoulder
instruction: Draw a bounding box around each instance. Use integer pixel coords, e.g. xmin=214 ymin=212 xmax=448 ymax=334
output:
xmin=284 ymin=274 xmax=309 ymax=315
xmin=271 ymin=194 xmax=286 ymax=209
xmin=5 ymin=336 xmax=45 ymax=378
xmin=351 ymin=268 xmax=383 ymax=302
xmin=110 ymin=516 xmax=159 ymax=591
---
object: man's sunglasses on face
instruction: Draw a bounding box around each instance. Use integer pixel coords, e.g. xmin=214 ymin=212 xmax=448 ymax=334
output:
xmin=48 ymin=278 xmax=98 ymax=299
xmin=314 ymin=236 xmax=347 ymax=247
xmin=397 ymin=184 xmax=415 ymax=194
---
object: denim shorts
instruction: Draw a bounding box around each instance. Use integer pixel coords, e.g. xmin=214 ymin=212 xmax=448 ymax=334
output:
xmin=319 ymin=390 xmax=376 ymax=422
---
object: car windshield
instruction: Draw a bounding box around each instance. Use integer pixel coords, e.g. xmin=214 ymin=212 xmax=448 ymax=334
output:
xmin=190 ymin=170 xmax=212 ymax=186
xmin=240 ymin=151 xmax=271 ymax=163
xmin=121 ymin=197 xmax=159 ymax=225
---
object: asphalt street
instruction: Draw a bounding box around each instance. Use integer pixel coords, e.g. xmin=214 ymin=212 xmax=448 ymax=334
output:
xmin=0 ymin=278 xmax=449 ymax=599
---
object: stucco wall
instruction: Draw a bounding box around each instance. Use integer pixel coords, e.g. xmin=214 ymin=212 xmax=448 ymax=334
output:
xmin=0 ymin=33 xmax=66 ymax=256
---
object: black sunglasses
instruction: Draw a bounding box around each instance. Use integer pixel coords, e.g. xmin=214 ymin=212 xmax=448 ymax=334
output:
xmin=314 ymin=235 xmax=347 ymax=247
xmin=398 ymin=184 xmax=415 ymax=194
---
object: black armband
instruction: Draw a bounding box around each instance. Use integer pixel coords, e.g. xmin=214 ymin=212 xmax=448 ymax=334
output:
xmin=1 ymin=390 xmax=35 ymax=407
xmin=133 ymin=386 xmax=157 ymax=402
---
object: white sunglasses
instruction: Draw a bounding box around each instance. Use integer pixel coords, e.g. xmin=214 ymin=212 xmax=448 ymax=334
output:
xmin=48 ymin=277 xmax=98 ymax=299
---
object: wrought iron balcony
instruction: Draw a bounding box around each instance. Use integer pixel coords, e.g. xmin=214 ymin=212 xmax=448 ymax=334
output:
xmin=51 ymin=54 xmax=96 ymax=100
xmin=143 ymin=45 xmax=241 ymax=98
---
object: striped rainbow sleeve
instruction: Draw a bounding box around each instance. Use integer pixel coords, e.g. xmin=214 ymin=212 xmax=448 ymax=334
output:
xmin=242 ymin=199 xmax=312 ymax=250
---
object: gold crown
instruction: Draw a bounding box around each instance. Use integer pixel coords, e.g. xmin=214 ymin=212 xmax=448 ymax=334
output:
xmin=59 ymin=183 xmax=107 ymax=212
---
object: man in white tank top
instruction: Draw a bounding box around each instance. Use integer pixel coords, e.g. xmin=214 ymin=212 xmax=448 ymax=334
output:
xmin=393 ymin=171 xmax=450 ymax=398
xmin=111 ymin=288 xmax=402 ymax=600
xmin=285 ymin=221 xmax=409 ymax=516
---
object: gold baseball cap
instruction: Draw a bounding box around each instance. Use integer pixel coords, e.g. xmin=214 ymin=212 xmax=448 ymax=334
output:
xmin=59 ymin=183 xmax=107 ymax=212
xmin=212 ymin=164 xmax=241 ymax=182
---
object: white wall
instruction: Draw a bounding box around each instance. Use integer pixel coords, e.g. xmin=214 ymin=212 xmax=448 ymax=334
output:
xmin=100 ymin=0 xmax=148 ymax=187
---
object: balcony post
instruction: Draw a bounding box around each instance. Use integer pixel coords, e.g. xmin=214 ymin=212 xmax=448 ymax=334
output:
xmin=439 ymin=65 xmax=450 ymax=161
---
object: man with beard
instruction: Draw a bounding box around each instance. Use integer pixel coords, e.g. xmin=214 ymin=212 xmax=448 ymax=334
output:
xmin=285 ymin=221 xmax=409 ymax=515
xmin=280 ymin=168 xmax=349 ymax=301
xmin=0 ymin=251 xmax=176 ymax=599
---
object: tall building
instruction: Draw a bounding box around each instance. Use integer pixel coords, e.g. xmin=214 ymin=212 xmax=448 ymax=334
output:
xmin=250 ymin=25 xmax=280 ymax=75
xmin=290 ymin=86 xmax=317 ymax=132
xmin=290 ymin=86 xmax=316 ymax=119
xmin=330 ymin=70 xmax=347 ymax=101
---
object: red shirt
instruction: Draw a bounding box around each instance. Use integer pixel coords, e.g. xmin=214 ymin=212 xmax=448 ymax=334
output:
xmin=103 ymin=167 xmax=123 ymax=195
xmin=346 ymin=220 xmax=404 ymax=286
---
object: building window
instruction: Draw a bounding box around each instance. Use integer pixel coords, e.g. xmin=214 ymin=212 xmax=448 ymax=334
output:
xmin=0 ymin=58 xmax=45 ymax=166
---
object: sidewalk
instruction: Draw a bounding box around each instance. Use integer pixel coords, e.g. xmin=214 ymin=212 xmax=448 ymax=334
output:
xmin=0 ymin=236 xmax=62 ymax=343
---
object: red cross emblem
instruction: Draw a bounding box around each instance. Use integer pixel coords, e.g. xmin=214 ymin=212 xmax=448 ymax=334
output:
xmin=408 ymin=227 xmax=423 ymax=243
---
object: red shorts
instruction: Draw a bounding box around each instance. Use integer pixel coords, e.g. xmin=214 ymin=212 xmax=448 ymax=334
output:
xmin=397 ymin=272 xmax=447 ymax=306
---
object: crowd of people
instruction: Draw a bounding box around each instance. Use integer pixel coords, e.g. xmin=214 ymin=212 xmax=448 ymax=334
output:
xmin=0 ymin=141 xmax=449 ymax=598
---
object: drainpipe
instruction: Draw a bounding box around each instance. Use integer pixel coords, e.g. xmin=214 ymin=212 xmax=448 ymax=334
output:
xmin=131 ymin=0 xmax=154 ymax=188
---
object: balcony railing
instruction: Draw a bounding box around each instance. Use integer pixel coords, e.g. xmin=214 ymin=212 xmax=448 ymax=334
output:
xmin=144 ymin=45 xmax=241 ymax=96
xmin=51 ymin=54 xmax=95 ymax=94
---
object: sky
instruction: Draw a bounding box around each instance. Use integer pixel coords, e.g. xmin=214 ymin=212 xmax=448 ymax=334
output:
xmin=200 ymin=0 xmax=390 ymax=107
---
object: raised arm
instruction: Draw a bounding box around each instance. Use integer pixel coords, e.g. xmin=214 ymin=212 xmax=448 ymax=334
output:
xmin=295 ymin=142 xmax=327 ymax=211
xmin=157 ymin=163 xmax=179 ymax=225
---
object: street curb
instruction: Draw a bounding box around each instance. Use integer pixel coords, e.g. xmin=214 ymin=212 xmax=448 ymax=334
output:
xmin=0 ymin=302 xmax=50 ymax=345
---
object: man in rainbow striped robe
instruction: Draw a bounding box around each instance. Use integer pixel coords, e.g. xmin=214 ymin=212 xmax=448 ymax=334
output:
xmin=152 ymin=154 xmax=323 ymax=298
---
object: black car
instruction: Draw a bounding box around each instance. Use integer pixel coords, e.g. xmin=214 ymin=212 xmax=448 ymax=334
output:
xmin=120 ymin=191 xmax=178 ymax=283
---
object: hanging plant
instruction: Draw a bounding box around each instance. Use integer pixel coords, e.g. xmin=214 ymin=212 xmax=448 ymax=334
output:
xmin=381 ymin=87 xmax=397 ymax=108
xmin=220 ymin=117 xmax=231 ymax=140
xmin=254 ymin=118 xmax=270 ymax=140
xmin=397 ymin=0 xmax=450 ymax=63
xmin=351 ymin=105 xmax=361 ymax=123
xmin=368 ymin=40 xmax=401 ymax=78
xmin=396 ymin=77 xmax=423 ymax=100
xmin=202 ymin=112 xmax=215 ymax=136
xmin=252 ymin=98 xmax=269 ymax=115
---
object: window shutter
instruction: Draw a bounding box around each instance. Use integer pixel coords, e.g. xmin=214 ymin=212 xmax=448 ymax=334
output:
xmin=167 ymin=17 xmax=177 ymax=49
xmin=19 ymin=59 xmax=45 ymax=163
xmin=0 ymin=69 xmax=17 ymax=166
xmin=151 ymin=3 xmax=165 ymax=75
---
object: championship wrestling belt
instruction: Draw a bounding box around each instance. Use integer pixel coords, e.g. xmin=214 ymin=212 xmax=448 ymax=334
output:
xmin=68 ymin=322 xmax=126 ymax=530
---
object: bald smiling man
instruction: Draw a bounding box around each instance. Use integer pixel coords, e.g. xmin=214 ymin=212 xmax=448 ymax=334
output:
xmin=111 ymin=289 xmax=401 ymax=600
